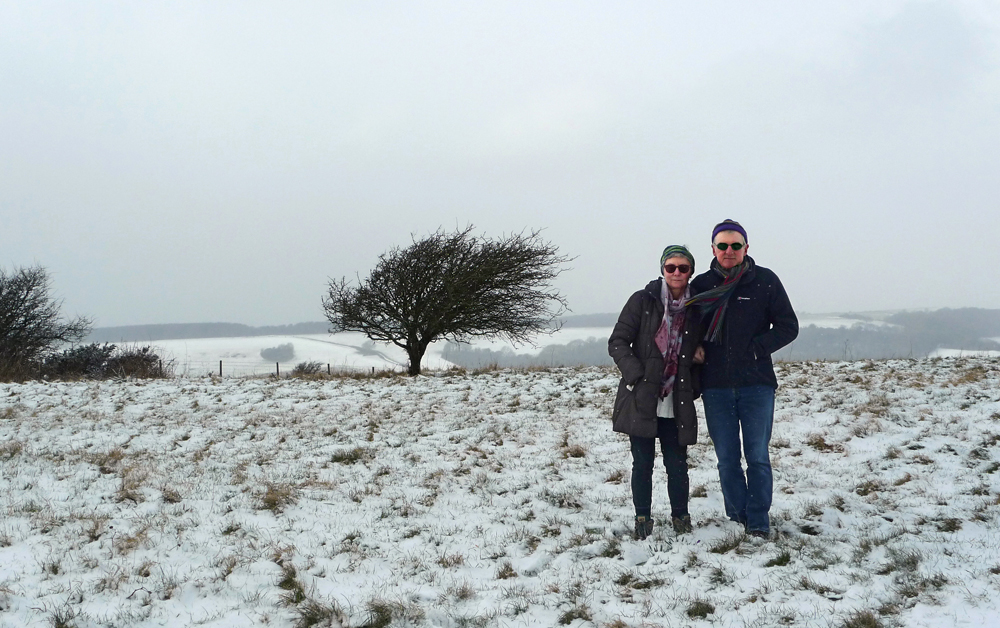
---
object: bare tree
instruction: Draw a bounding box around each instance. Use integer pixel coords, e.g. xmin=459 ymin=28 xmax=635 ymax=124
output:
xmin=0 ymin=265 xmax=91 ymax=377
xmin=323 ymin=226 xmax=571 ymax=375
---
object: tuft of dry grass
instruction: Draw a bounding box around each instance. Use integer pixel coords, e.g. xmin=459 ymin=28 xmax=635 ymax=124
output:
xmin=604 ymin=468 xmax=625 ymax=484
xmin=113 ymin=524 xmax=150 ymax=555
xmin=115 ymin=465 xmax=148 ymax=503
xmin=806 ymin=434 xmax=842 ymax=452
xmin=951 ymin=365 xmax=988 ymax=385
xmin=709 ymin=531 xmax=745 ymax=554
xmin=558 ymin=604 xmax=592 ymax=625
xmin=496 ymin=560 xmax=517 ymax=579
xmin=258 ymin=483 xmax=298 ymax=514
xmin=331 ymin=446 xmax=367 ymax=464
xmin=686 ymin=599 xmax=715 ymax=619
xmin=765 ymin=549 xmax=792 ymax=567
xmin=856 ymin=479 xmax=884 ymax=496
xmin=276 ymin=558 xmax=306 ymax=606
xmin=841 ymin=610 xmax=883 ymax=628
xmin=293 ymin=598 xmax=346 ymax=628
xmin=437 ymin=552 xmax=465 ymax=568
xmin=856 ymin=391 xmax=891 ymax=417
xmin=0 ymin=440 xmax=24 ymax=460
xmin=160 ymin=485 xmax=182 ymax=504
xmin=82 ymin=515 xmax=108 ymax=543
xmin=92 ymin=448 xmax=126 ymax=474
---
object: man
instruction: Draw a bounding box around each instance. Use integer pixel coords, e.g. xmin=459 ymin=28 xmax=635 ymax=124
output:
xmin=688 ymin=219 xmax=798 ymax=538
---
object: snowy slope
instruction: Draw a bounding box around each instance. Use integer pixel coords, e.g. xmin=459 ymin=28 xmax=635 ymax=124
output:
xmin=151 ymin=333 xmax=455 ymax=376
xmin=1 ymin=358 xmax=1000 ymax=627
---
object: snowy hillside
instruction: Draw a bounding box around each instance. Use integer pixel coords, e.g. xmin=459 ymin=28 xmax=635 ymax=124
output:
xmin=1 ymin=357 xmax=999 ymax=627
xmin=151 ymin=333 xmax=455 ymax=376
xmin=146 ymin=316 xmax=876 ymax=376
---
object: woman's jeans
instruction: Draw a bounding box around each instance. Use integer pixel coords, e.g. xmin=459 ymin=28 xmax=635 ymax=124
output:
xmin=702 ymin=385 xmax=775 ymax=533
xmin=629 ymin=417 xmax=689 ymax=519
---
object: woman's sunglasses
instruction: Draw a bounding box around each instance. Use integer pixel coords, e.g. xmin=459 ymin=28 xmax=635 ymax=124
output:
xmin=715 ymin=242 xmax=744 ymax=251
xmin=663 ymin=264 xmax=691 ymax=274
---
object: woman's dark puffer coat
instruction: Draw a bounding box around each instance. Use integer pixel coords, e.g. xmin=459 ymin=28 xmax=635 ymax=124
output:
xmin=608 ymin=278 xmax=702 ymax=444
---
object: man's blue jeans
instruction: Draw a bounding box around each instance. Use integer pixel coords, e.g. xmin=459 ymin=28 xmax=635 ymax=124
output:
xmin=702 ymin=386 xmax=775 ymax=533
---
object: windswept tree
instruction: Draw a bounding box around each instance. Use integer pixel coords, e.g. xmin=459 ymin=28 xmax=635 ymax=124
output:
xmin=323 ymin=226 xmax=571 ymax=375
xmin=0 ymin=265 xmax=91 ymax=377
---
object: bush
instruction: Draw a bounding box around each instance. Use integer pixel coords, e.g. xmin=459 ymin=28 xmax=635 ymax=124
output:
xmin=292 ymin=361 xmax=324 ymax=376
xmin=261 ymin=343 xmax=295 ymax=362
xmin=106 ymin=344 xmax=172 ymax=378
xmin=43 ymin=343 xmax=117 ymax=378
xmin=40 ymin=343 xmax=172 ymax=379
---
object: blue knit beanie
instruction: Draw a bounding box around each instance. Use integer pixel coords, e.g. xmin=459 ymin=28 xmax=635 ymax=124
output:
xmin=711 ymin=219 xmax=747 ymax=243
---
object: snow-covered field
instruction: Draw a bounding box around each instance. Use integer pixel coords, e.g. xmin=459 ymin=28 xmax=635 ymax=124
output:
xmin=145 ymin=316 xmax=927 ymax=377
xmin=150 ymin=328 xmax=618 ymax=376
xmin=2 ymin=357 xmax=1000 ymax=627
xmin=152 ymin=333 xmax=455 ymax=377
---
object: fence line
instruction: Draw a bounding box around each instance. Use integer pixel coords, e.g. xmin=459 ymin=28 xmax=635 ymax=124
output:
xmin=172 ymin=360 xmax=402 ymax=378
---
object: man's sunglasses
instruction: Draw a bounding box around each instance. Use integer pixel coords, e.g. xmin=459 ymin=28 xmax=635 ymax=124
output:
xmin=663 ymin=264 xmax=691 ymax=274
xmin=715 ymin=242 xmax=744 ymax=251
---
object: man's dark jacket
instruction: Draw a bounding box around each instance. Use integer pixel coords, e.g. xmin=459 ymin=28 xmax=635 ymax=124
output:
xmin=689 ymin=256 xmax=798 ymax=390
xmin=607 ymin=278 xmax=702 ymax=444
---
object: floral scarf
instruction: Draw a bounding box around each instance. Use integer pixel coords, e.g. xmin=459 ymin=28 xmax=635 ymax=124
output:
xmin=654 ymin=280 xmax=689 ymax=398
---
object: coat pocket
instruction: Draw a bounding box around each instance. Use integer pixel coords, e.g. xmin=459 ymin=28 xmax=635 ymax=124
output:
xmin=611 ymin=378 xmax=657 ymax=438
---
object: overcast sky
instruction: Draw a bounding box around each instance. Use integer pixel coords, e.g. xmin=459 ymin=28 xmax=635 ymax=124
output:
xmin=3 ymin=1 xmax=999 ymax=327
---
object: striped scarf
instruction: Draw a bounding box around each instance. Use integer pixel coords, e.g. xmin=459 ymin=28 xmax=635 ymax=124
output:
xmin=685 ymin=256 xmax=755 ymax=342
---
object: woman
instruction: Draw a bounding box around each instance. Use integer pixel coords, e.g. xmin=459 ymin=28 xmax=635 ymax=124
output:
xmin=608 ymin=245 xmax=703 ymax=539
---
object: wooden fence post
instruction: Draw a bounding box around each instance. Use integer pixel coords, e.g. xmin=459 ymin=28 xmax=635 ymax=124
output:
xmin=276 ymin=362 xmax=280 ymax=377
xmin=219 ymin=360 xmax=223 ymax=377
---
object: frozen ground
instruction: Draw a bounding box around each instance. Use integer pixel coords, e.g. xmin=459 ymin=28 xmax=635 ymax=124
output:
xmin=1 ymin=357 xmax=1000 ymax=627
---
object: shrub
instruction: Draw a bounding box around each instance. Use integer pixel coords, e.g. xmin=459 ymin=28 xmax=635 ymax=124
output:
xmin=40 ymin=343 xmax=171 ymax=379
xmin=42 ymin=343 xmax=116 ymax=378
xmin=292 ymin=361 xmax=323 ymax=376
xmin=106 ymin=344 xmax=171 ymax=378
xmin=261 ymin=343 xmax=295 ymax=362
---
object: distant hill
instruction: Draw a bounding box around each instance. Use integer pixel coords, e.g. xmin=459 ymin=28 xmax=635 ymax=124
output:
xmin=90 ymin=315 xmax=618 ymax=343
xmin=775 ymin=308 xmax=1000 ymax=361
xmin=448 ymin=307 xmax=1000 ymax=367
xmin=86 ymin=321 xmax=330 ymax=343
xmin=87 ymin=308 xmax=1000 ymax=366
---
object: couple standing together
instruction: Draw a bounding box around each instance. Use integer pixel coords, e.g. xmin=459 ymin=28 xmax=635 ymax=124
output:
xmin=609 ymin=219 xmax=798 ymax=540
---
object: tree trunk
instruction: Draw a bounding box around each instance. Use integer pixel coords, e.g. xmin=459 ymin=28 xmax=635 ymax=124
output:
xmin=406 ymin=342 xmax=427 ymax=376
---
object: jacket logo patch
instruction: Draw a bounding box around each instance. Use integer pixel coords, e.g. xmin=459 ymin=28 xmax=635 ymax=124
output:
xmin=737 ymin=297 xmax=751 ymax=301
